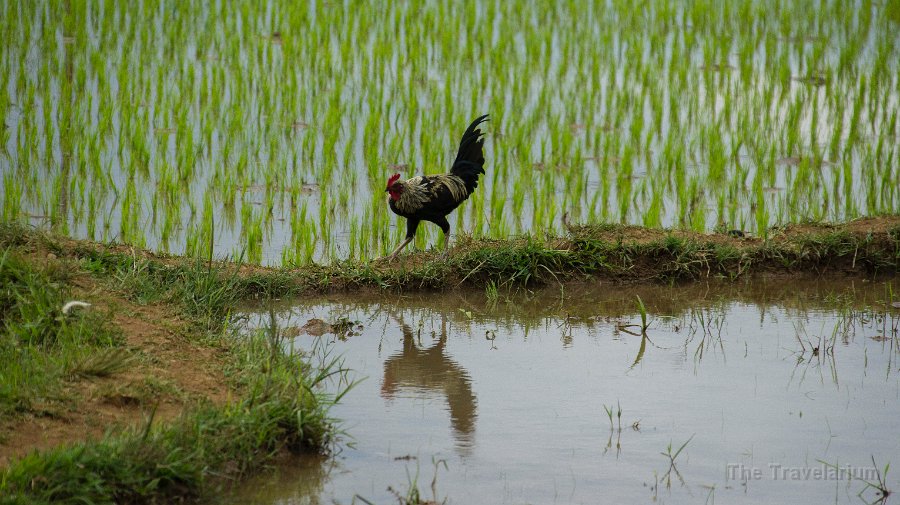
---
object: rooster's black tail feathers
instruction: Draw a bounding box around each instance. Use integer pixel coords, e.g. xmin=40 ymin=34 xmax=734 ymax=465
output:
xmin=450 ymin=114 xmax=489 ymax=194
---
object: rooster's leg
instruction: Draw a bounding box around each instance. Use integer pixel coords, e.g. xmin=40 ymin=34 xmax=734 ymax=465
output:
xmin=380 ymin=219 xmax=420 ymax=261
xmin=435 ymin=217 xmax=451 ymax=259
xmin=384 ymin=237 xmax=413 ymax=261
xmin=438 ymin=232 xmax=452 ymax=260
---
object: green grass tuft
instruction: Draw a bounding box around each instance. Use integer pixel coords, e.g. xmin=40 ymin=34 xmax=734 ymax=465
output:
xmin=0 ymin=247 xmax=120 ymax=415
xmin=0 ymin=327 xmax=341 ymax=505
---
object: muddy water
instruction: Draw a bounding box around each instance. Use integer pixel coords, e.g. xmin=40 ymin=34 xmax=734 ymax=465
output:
xmin=232 ymin=278 xmax=899 ymax=504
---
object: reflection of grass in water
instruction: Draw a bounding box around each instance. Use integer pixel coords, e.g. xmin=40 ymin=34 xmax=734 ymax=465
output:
xmin=819 ymin=456 xmax=893 ymax=505
xmin=2 ymin=2 xmax=899 ymax=263
xmin=355 ymin=457 xmax=449 ymax=505
xmin=660 ymin=434 xmax=695 ymax=490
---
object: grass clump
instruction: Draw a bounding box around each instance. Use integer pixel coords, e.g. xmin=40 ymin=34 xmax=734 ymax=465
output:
xmin=0 ymin=325 xmax=341 ymax=505
xmin=0 ymin=248 xmax=120 ymax=415
xmin=0 ymin=249 xmax=113 ymax=347
xmin=71 ymin=245 xmax=251 ymax=331
xmin=449 ymin=237 xmax=576 ymax=286
xmin=66 ymin=236 xmax=312 ymax=329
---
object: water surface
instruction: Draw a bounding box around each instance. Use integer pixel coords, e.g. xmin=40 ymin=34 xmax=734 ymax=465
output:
xmin=233 ymin=278 xmax=900 ymax=504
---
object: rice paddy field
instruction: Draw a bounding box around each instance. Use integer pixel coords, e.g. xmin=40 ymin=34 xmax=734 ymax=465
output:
xmin=2 ymin=0 xmax=899 ymax=265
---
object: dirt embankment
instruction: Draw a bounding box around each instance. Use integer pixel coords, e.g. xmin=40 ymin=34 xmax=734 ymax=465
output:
xmin=0 ymin=248 xmax=232 ymax=467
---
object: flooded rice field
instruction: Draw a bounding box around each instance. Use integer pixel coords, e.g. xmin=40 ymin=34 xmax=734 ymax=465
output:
xmin=2 ymin=1 xmax=899 ymax=264
xmin=232 ymin=278 xmax=899 ymax=504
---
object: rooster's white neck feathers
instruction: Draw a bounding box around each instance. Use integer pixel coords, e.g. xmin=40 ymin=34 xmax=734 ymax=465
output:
xmin=392 ymin=175 xmax=468 ymax=214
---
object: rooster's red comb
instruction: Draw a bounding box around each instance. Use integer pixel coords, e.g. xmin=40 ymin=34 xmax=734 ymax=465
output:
xmin=387 ymin=173 xmax=401 ymax=187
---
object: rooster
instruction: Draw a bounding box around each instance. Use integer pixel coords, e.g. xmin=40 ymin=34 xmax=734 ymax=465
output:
xmin=382 ymin=114 xmax=489 ymax=260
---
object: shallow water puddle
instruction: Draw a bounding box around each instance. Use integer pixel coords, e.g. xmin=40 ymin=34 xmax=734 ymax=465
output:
xmin=232 ymin=278 xmax=899 ymax=504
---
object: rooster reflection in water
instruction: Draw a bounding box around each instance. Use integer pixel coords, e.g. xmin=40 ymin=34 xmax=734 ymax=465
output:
xmin=381 ymin=316 xmax=476 ymax=451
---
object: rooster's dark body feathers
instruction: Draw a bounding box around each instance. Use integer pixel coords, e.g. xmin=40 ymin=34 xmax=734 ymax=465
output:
xmin=383 ymin=115 xmax=488 ymax=259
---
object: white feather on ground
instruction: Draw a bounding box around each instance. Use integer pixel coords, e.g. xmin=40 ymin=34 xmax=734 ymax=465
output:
xmin=62 ymin=301 xmax=91 ymax=315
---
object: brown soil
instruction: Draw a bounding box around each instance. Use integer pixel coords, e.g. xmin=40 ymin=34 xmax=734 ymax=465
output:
xmin=0 ymin=259 xmax=233 ymax=467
